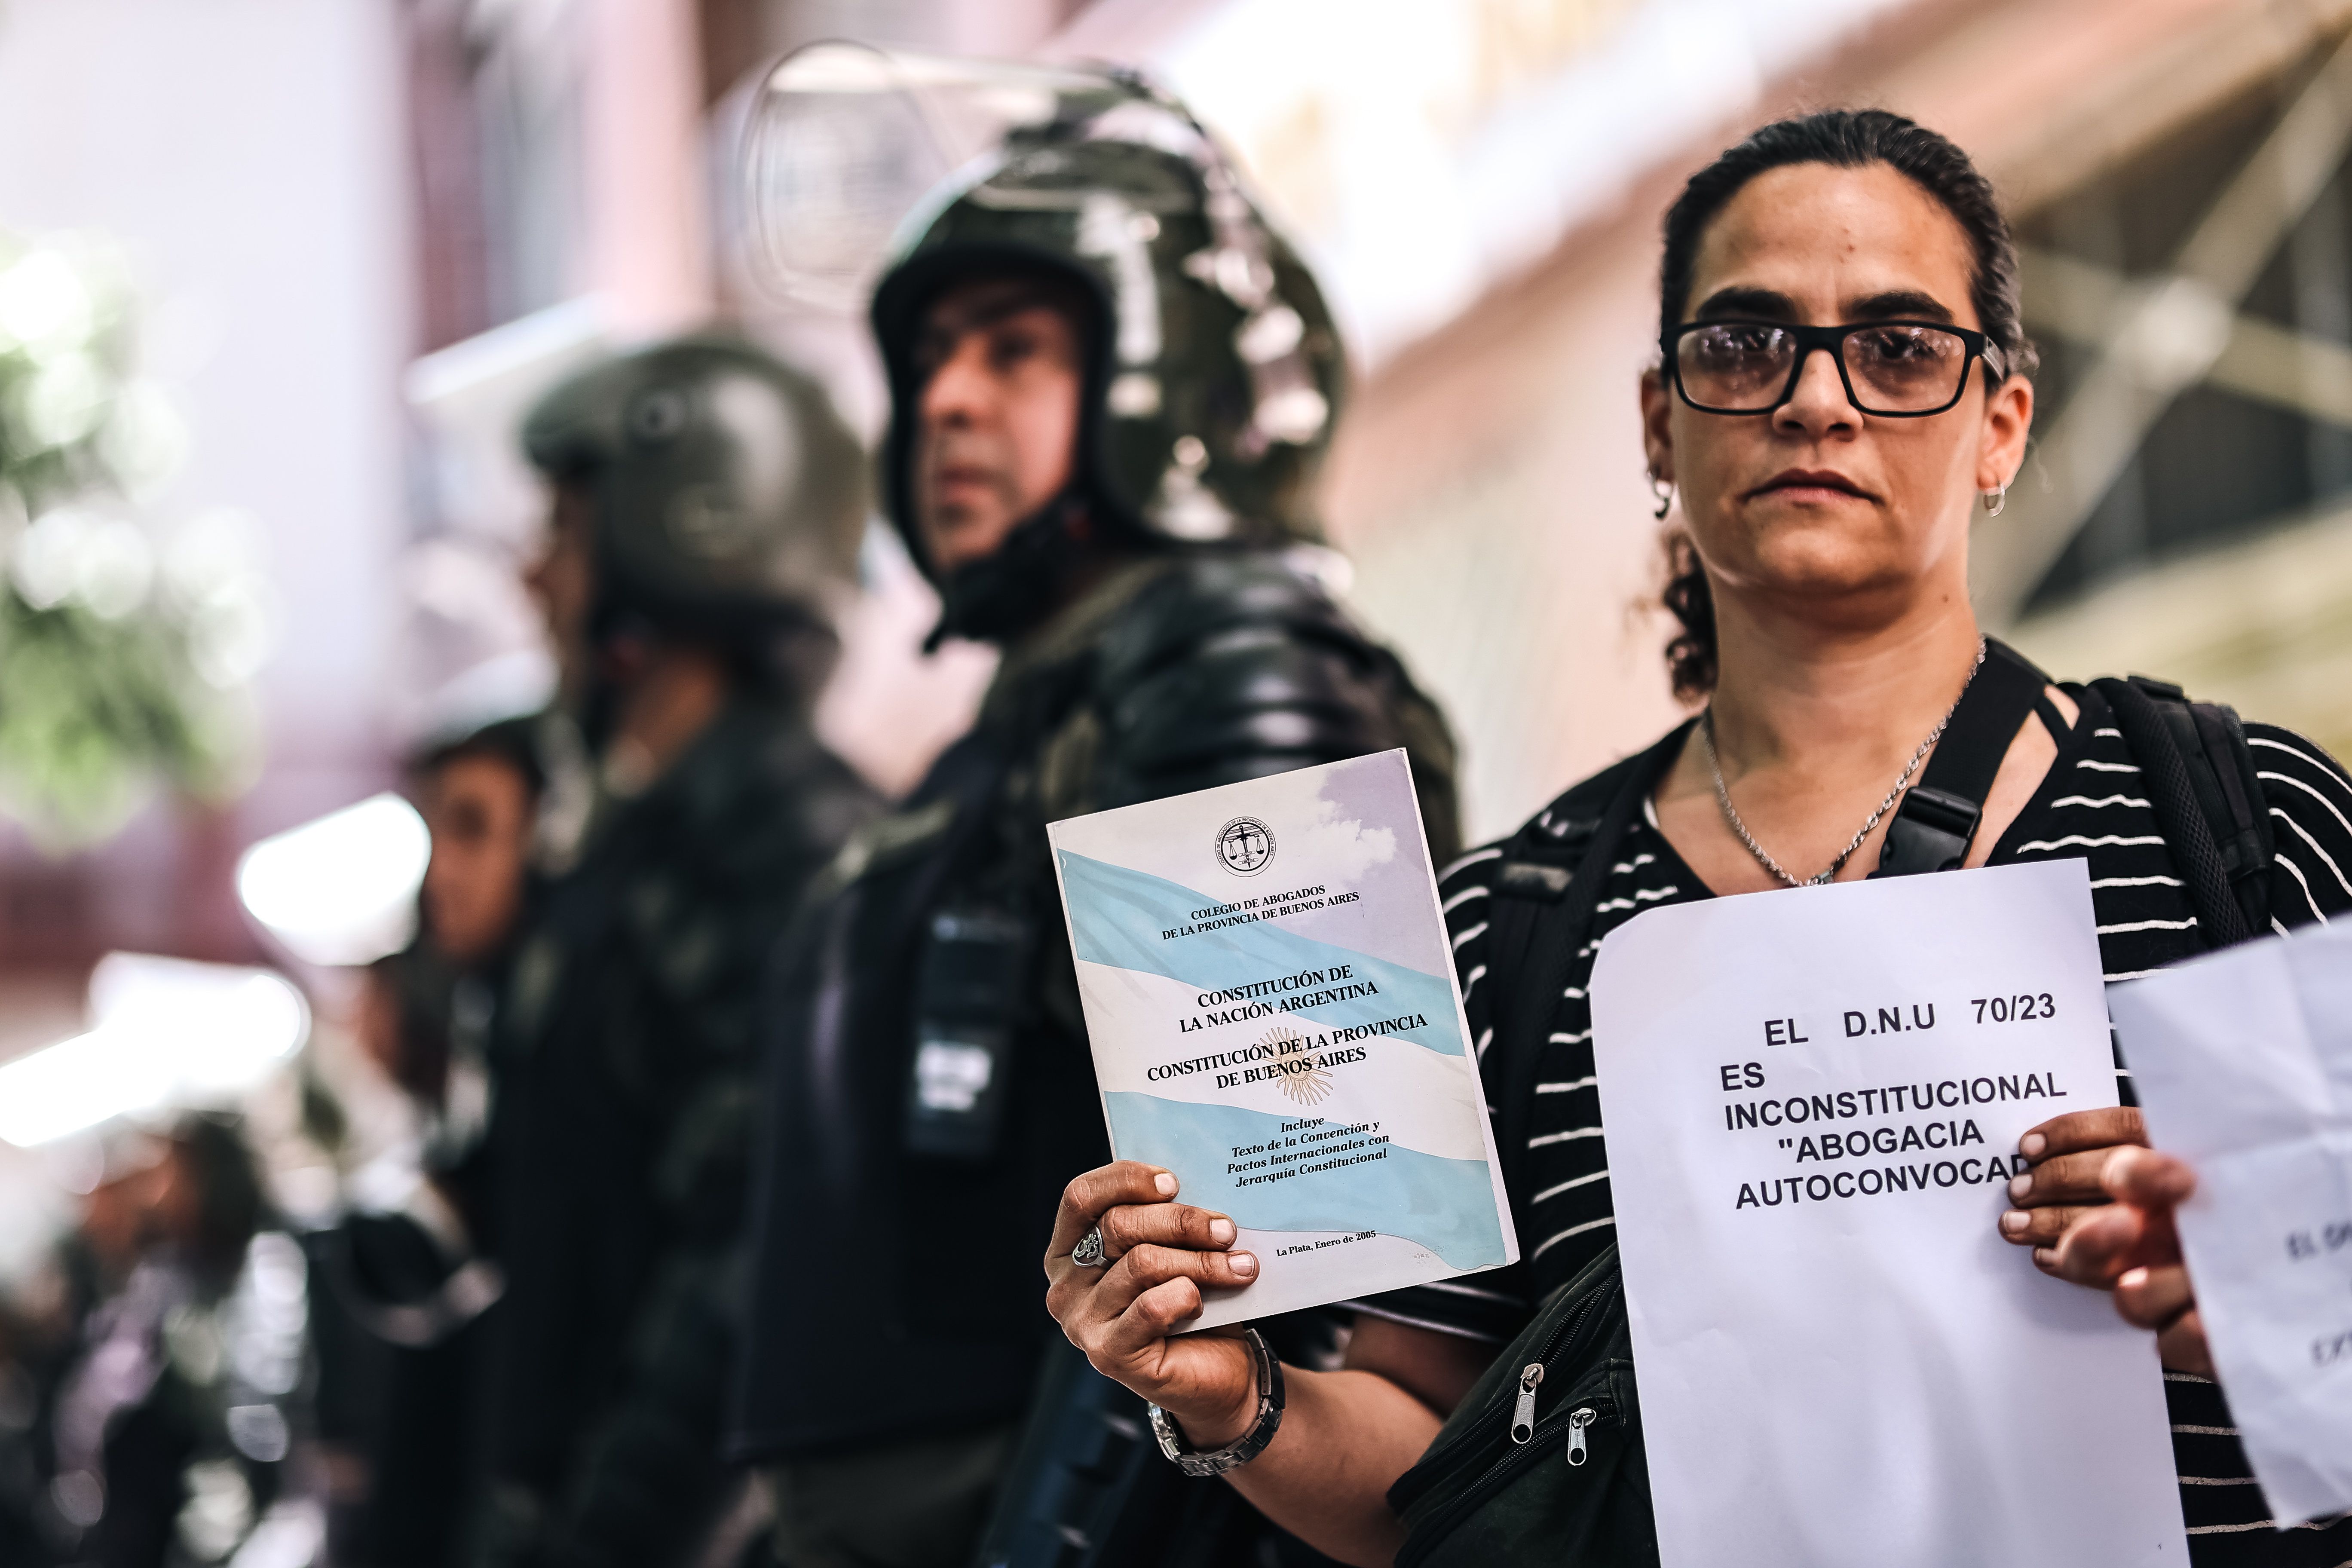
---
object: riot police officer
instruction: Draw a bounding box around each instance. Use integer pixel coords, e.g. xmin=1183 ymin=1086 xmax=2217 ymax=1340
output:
xmin=730 ymin=86 xmax=1460 ymax=1568
xmin=474 ymin=337 xmax=879 ymax=1568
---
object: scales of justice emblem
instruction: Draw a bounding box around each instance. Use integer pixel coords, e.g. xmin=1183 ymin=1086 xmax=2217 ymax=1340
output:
xmin=1216 ymin=816 xmax=1275 ymax=876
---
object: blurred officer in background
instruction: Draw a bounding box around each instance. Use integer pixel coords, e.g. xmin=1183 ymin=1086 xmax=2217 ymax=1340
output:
xmin=471 ymin=337 xmax=879 ymax=1568
xmin=328 ymin=718 xmax=545 ymax=1567
xmin=730 ymin=90 xmax=1460 ymax=1568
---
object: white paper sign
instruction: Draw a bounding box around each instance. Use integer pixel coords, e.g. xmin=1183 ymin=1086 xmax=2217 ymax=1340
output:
xmin=2108 ymin=922 xmax=2352 ymax=1524
xmin=1591 ymin=860 xmax=2186 ymax=1567
xmin=1047 ymin=750 xmax=1516 ymax=1330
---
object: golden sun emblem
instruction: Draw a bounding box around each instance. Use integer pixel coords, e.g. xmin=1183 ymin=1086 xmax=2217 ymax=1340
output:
xmin=1256 ymin=1025 xmax=1334 ymax=1106
xmin=1278 ymin=1065 xmax=1335 ymax=1106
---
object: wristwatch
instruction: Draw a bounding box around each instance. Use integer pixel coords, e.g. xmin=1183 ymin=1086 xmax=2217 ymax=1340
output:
xmin=1148 ymin=1326 xmax=1286 ymax=1476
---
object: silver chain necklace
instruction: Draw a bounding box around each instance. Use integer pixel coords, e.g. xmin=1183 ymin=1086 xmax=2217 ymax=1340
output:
xmin=1701 ymin=638 xmax=1987 ymax=888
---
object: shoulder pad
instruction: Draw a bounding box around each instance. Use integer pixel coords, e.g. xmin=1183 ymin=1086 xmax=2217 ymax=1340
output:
xmin=1096 ymin=552 xmax=1362 ymax=694
xmin=1089 ymin=551 xmax=1450 ymax=823
xmin=674 ymin=708 xmax=882 ymax=885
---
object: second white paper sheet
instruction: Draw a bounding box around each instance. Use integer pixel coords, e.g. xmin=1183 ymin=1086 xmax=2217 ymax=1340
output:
xmin=2109 ymin=922 xmax=2352 ymax=1524
xmin=1590 ymin=860 xmax=2185 ymax=1568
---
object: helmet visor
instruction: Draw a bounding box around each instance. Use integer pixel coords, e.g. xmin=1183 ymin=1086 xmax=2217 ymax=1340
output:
xmin=741 ymin=44 xmax=1135 ymax=312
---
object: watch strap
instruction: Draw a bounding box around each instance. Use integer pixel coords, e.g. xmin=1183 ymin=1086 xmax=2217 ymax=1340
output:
xmin=1148 ymin=1327 xmax=1285 ymax=1477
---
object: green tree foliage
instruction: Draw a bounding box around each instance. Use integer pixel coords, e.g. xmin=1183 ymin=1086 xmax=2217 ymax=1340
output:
xmin=0 ymin=235 xmax=264 ymax=848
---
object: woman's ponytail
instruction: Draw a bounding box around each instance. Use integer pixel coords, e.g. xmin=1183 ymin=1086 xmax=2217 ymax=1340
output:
xmin=1661 ymin=530 xmax=1716 ymax=704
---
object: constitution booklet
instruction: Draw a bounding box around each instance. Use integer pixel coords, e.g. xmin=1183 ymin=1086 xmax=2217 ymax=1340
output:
xmin=1047 ymin=749 xmax=1516 ymax=1330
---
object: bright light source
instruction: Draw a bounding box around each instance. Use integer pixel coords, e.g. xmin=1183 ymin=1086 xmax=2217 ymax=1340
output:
xmin=236 ymin=793 xmax=429 ymax=966
xmin=0 ymin=954 xmax=309 ymax=1148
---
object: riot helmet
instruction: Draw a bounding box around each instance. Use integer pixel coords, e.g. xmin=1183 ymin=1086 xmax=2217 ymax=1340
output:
xmin=869 ymin=103 xmax=1346 ymax=586
xmin=521 ymin=335 xmax=866 ymax=646
xmin=740 ymin=55 xmax=1342 ymax=628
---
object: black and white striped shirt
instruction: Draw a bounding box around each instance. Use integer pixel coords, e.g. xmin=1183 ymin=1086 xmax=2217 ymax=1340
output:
xmin=1354 ymin=685 xmax=2352 ymax=1564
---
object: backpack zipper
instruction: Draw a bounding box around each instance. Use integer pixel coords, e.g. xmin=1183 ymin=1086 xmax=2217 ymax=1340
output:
xmin=1398 ymin=1394 xmax=1620 ymax=1563
xmin=1400 ymin=1256 xmax=1621 ymax=1486
xmin=1510 ymin=1364 xmax=1544 ymax=1444
xmin=1565 ymin=1406 xmax=1595 ymax=1466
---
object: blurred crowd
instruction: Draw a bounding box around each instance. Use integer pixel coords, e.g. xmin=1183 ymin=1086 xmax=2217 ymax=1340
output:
xmin=0 ymin=1118 xmax=297 ymax=1568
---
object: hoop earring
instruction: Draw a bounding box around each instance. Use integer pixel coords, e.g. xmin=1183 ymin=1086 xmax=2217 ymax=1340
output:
xmin=1981 ymin=482 xmax=2007 ymax=518
xmin=1650 ymin=472 xmax=1674 ymax=521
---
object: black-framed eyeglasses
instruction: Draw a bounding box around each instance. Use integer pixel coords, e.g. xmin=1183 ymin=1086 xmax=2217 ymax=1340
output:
xmin=1662 ymin=319 xmax=1996 ymax=417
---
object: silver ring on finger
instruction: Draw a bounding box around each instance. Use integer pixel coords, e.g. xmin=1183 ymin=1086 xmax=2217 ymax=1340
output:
xmin=1070 ymin=1223 xmax=1109 ymax=1269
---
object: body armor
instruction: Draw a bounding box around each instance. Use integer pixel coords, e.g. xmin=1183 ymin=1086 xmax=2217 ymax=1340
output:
xmin=467 ymin=338 xmax=881 ymax=1567
xmin=479 ymin=702 xmax=876 ymax=1568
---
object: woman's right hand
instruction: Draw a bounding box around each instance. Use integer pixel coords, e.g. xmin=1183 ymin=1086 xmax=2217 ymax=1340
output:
xmin=1044 ymin=1161 xmax=1265 ymax=1446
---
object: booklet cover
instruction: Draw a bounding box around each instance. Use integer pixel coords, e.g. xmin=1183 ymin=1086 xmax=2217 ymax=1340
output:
xmin=1046 ymin=749 xmax=1516 ymax=1330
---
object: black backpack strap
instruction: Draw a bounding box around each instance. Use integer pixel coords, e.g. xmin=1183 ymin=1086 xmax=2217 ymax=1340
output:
xmin=2092 ymin=675 xmax=2273 ymax=948
xmin=1488 ymin=723 xmax=1692 ymax=1199
xmin=1874 ymin=638 xmax=2051 ymax=876
xmin=2033 ymin=690 xmax=2074 ymax=742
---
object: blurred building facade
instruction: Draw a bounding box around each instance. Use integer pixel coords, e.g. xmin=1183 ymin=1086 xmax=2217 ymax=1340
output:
xmin=1117 ymin=0 xmax=2352 ymax=839
xmin=0 ymin=0 xmax=412 ymax=993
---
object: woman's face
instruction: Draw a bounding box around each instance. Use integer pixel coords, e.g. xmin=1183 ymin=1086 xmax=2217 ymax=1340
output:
xmin=1641 ymin=161 xmax=2032 ymax=625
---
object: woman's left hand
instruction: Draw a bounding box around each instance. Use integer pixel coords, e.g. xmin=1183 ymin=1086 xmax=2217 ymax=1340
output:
xmin=2058 ymin=1147 xmax=2212 ymax=1376
xmin=1997 ymin=1106 xmax=2147 ymax=1269
xmin=1998 ymin=1109 xmax=2213 ymax=1375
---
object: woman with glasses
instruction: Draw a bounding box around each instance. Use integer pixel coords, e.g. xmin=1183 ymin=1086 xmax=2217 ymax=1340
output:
xmin=1041 ymin=110 xmax=2352 ymax=1566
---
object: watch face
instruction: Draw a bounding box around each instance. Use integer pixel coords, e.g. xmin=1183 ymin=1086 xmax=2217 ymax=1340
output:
xmin=1147 ymin=1402 xmax=1190 ymax=1463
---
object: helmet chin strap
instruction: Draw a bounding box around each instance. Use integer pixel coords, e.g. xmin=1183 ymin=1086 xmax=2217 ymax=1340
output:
xmin=575 ymin=600 xmax=656 ymax=755
xmin=925 ymin=489 xmax=1107 ymax=650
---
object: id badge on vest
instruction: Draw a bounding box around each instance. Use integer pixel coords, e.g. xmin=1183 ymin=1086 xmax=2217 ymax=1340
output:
xmin=903 ymin=907 xmax=1033 ymax=1161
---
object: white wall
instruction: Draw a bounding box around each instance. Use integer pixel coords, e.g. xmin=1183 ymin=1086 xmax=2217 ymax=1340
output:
xmin=0 ymin=0 xmax=413 ymax=833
